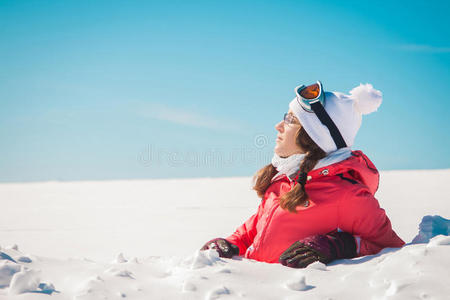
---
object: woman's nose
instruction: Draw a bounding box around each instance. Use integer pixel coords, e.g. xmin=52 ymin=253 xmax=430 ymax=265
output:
xmin=275 ymin=120 xmax=284 ymax=132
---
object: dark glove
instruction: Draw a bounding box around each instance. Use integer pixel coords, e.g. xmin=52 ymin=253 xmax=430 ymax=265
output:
xmin=279 ymin=231 xmax=357 ymax=268
xmin=201 ymin=238 xmax=240 ymax=258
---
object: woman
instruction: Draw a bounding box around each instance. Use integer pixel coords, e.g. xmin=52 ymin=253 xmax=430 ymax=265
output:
xmin=201 ymin=81 xmax=405 ymax=268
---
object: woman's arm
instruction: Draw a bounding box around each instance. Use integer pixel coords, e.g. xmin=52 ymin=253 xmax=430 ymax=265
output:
xmin=338 ymin=186 xmax=405 ymax=257
xmin=225 ymin=200 xmax=265 ymax=256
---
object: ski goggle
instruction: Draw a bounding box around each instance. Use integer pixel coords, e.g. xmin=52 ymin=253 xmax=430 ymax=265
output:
xmin=283 ymin=112 xmax=300 ymax=125
xmin=294 ymin=80 xmax=347 ymax=150
xmin=295 ymin=81 xmax=325 ymax=113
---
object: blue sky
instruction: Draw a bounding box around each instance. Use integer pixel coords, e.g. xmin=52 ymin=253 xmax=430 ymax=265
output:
xmin=1 ymin=0 xmax=449 ymax=182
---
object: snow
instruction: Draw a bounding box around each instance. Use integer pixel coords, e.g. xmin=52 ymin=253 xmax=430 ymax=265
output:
xmin=8 ymin=268 xmax=40 ymax=295
xmin=0 ymin=169 xmax=449 ymax=299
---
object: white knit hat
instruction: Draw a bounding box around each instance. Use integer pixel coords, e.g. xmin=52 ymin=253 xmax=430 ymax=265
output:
xmin=289 ymin=83 xmax=382 ymax=153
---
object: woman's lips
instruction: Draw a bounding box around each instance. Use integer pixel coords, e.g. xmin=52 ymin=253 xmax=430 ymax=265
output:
xmin=276 ymin=136 xmax=282 ymax=142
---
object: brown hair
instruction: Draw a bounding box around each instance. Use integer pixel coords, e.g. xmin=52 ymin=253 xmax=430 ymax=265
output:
xmin=252 ymin=126 xmax=326 ymax=213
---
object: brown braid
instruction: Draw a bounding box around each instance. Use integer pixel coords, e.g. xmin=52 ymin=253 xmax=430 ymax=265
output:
xmin=253 ymin=126 xmax=326 ymax=212
xmin=252 ymin=163 xmax=278 ymax=199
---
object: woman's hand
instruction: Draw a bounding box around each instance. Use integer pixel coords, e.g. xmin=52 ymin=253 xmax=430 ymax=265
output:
xmin=200 ymin=238 xmax=240 ymax=258
xmin=279 ymin=231 xmax=356 ymax=268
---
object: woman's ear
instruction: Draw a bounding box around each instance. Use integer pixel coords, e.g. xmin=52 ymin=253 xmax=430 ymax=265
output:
xmin=295 ymin=127 xmax=306 ymax=154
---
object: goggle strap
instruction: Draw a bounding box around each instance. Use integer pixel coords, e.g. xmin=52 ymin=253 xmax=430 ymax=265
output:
xmin=310 ymin=102 xmax=347 ymax=149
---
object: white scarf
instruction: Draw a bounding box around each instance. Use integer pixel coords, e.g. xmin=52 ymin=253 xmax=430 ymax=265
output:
xmin=271 ymin=152 xmax=306 ymax=178
xmin=271 ymin=147 xmax=353 ymax=182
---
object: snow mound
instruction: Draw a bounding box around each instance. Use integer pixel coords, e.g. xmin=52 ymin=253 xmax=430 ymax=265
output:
xmin=0 ymin=261 xmax=21 ymax=288
xmin=187 ymin=249 xmax=223 ymax=269
xmin=285 ymin=274 xmax=309 ymax=291
xmin=113 ymin=253 xmax=128 ymax=264
xmin=8 ymin=268 xmax=40 ymax=295
xmin=1 ymin=246 xmax=33 ymax=264
xmin=0 ymin=246 xmax=57 ymax=297
xmin=427 ymin=234 xmax=450 ymax=247
xmin=181 ymin=280 xmax=197 ymax=292
xmin=206 ymin=286 xmax=230 ymax=300
xmin=306 ymin=261 xmax=327 ymax=271
xmin=104 ymin=267 xmax=135 ymax=278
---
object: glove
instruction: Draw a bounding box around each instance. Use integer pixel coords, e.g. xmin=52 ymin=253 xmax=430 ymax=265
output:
xmin=201 ymin=238 xmax=240 ymax=258
xmin=279 ymin=231 xmax=357 ymax=268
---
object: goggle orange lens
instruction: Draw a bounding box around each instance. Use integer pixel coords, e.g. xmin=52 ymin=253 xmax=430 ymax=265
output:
xmin=299 ymin=83 xmax=320 ymax=99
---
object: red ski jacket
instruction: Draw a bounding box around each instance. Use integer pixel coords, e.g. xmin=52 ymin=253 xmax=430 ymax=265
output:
xmin=226 ymin=150 xmax=405 ymax=264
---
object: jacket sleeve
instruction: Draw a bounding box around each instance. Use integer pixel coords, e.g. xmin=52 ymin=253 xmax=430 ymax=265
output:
xmin=225 ymin=200 xmax=265 ymax=256
xmin=338 ymin=186 xmax=405 ymax=257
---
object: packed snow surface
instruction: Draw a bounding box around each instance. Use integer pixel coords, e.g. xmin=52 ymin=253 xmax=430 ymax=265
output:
xmin=1 ymin=169 xmax=449 ymax=299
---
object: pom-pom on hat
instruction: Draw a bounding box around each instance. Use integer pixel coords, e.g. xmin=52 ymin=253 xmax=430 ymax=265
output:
xmin=289 ymin=83 xmax=382 ymax=153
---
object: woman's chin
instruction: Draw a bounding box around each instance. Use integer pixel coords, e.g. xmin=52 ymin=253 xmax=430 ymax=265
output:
xmin=273 ymin=146 xmax=284 ymax=157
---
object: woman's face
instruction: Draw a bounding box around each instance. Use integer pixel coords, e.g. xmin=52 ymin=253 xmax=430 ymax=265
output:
xmin=274 ymin=110 xmax=305 ymax=157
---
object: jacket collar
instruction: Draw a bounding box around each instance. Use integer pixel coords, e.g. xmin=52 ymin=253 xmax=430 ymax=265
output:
xmin=272 ymin=150 xmax=380 ymax=195
xmin=272 ymin=147 xmax=352 ymax=183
